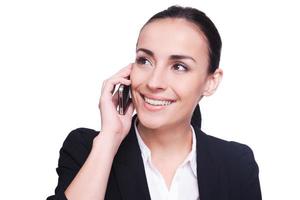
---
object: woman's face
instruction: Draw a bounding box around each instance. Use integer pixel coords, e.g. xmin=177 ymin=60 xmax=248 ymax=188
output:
xmin=130 ymin=18 xmax=221 ymax=130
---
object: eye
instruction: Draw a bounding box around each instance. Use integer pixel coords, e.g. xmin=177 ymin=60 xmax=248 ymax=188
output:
xmin=173 ymin=63 xmax=188 ymax=72
xmin=135 ymin=56 xmax=151 ymax=66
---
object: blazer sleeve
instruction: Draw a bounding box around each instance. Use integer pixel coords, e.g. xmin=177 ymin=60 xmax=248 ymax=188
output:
xmin=46 ymin=128 xmax=98 ymax=200
xmin=238 ymin=145 xmax=262 ymax=200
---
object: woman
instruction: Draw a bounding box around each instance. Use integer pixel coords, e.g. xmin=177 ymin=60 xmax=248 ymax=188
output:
xmin=47 ymin=6 xmax=262 ymax=200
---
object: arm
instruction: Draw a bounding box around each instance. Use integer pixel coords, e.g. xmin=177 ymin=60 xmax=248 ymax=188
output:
xmin=47 ymin=64 xmax=134 ymax=200
xmin=64 ymin=132 xmax=120 ymax=200
xmin=47 ymin=128 xmax=99 ymax=200
xmin=239 ymin=146 xmax=262 ymax=200
xmin=46 ymin=129 xmax=123 ymax=200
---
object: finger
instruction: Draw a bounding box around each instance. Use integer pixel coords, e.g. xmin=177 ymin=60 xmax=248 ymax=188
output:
xmin=103 ymin=64 xmax=132 ymax=94
xmin=112 ymin=91 xmax=118 ymax=107
xmin=117 ymin=63 xmax=133 ymax=73
xmin=102 ymin=77 xmax=131 ymax=94
xmin=101 ymin=77 xmax=131 ymax=98
xmin=111 ymin=64 xmax=133 ymax=79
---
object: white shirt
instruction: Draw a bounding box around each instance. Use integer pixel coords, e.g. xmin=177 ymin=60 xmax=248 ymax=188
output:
xmin=134 ymin=118 xmax=200 ymax=200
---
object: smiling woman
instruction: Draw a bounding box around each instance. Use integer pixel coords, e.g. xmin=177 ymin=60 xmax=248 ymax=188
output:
xmin=47 ymin=5 xmax=262 ymax=200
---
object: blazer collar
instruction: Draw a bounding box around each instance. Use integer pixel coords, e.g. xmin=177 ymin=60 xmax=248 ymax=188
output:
xmin=113 ymin=114 xmax=220 ymax=200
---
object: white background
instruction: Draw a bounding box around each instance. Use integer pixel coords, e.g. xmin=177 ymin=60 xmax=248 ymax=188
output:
xmin=0 ymin=0 xmax=299 ymax=199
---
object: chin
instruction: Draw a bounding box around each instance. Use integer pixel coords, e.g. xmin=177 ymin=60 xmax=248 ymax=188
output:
xmin=136 ymin=111 xmax=174 ymax=130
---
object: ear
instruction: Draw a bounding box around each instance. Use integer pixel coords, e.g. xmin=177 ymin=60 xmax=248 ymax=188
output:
xmin=202 ymin=68 xmax=223 ymax=96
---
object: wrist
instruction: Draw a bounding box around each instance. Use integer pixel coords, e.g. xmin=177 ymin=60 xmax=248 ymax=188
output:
xmin=93 ymin=132 xmax=122 ymax=156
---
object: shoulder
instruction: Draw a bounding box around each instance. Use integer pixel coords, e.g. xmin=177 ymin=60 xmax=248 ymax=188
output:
xmin=63 ymin=127 xmax=99 ymax=147
xmin=203 ymin=133 xmax=255 ymax=162
xmin=200 ymin=132 xmax=261 ymax=198
xmin=47 ymin=128 xmax=100 ymax=199
xmin=199 ymin=131 xmax=260 ymax=185
xmin=59 ymin=128 xmax=99 ymax=168
xmin=201 ymin=132 xmax=257 ymax=170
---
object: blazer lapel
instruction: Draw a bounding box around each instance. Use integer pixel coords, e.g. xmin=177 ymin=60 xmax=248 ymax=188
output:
xmin=194 ymin=126 xmax=221 ymax=200
xmin=113 ymin=114 xmax=151 ymax=200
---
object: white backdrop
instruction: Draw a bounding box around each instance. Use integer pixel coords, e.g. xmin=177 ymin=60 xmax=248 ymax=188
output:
xmin=0 ymin=0 xmax=299 ymax=199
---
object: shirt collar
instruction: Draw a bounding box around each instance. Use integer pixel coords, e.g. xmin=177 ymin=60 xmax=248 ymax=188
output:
xmin=134 ymin=117 xmax=198 ymax=177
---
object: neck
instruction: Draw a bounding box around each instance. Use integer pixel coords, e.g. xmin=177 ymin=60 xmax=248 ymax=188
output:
xmin=136 ymin=119 xmax=193 ymax=157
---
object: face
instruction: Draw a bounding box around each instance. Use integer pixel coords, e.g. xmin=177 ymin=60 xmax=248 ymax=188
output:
xmin=130 ymin=18 xmax=221 ymax=130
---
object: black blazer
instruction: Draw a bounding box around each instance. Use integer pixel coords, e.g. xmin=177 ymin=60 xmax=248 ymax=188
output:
xmin=47 ymin=114 xmax=261 ymax=200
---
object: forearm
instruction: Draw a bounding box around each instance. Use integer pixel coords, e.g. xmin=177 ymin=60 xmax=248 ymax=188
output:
xmin=65 ymin=133 xmax=119 ymax=200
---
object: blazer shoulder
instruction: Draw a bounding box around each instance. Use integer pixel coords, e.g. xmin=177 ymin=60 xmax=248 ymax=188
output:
xmin=59 ymin=128 xmax=100 ymax=167
xmin=201 ymin=133 xmax=261 ymax=199
xmin=63 ymin=127 xmax=99 ymax=148
xmin=203 ymin=133 xmax=255 ymax=162
xmin=47 ymin=128 xmax=100 ymax=200
xmin=199 ymin=131 xmax=259 ymax=178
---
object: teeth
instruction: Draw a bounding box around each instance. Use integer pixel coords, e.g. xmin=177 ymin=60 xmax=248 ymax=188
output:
xmin=144 ymin=97 xmax=173 ymax=106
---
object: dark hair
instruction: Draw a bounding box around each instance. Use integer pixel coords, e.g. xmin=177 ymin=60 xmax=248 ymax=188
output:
xmin=142 ymin=5 xmax=222 ymax=74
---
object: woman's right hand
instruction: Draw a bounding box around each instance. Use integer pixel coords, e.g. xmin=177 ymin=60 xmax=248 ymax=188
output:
xmin=64 ymin=64 xmax=134 ymax=199
xmin=97 ymin=64 xmax=135 ymax=150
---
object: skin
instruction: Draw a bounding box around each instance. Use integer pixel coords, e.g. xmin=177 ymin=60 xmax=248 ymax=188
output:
xmin=130 ymin=18 xmax=223 ymax=187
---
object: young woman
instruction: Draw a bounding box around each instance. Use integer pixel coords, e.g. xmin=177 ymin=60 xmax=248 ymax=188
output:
xmin=47 ymin=6 xmax=262 ymax=200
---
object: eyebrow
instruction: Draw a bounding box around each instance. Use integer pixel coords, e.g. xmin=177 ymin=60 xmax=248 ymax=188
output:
xmin=136 ymin=48 xmax=196 ymax=63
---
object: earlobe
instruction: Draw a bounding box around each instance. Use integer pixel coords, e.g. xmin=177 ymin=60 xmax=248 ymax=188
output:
xmin=202 ymin=68 xmax=223 ymax=96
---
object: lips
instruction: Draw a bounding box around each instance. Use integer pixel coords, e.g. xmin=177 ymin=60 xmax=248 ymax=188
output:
xmin=140 ymin=93 xmax=176 ymax=102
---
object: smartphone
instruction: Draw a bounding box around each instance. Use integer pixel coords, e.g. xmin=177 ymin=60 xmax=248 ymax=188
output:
xmin=117 ymin=84 xmax=131 ymax=115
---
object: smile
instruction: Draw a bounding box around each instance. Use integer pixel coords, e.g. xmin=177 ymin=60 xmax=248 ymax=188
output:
xmin=144 ymin=97 xmax=173 ymax=106
xmin=140 ymin=93 xmax=176 ymax=108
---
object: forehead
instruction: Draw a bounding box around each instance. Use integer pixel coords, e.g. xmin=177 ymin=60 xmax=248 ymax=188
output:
xmin=137 ymin=18 xmax=209 ymax=62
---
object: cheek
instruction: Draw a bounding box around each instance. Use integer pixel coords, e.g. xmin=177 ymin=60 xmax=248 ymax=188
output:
xmin=176 ymin=76 xmax=205 ymax=97
xmin=130 ymin=65 xmax=152 ymax=88
xmin=130 ymin=69 xmax=140 ymax=106
xmin=130 ymin=67 xmax=143 ymax=89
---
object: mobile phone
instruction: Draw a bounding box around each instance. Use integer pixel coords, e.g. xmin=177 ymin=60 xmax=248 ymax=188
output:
xmin=117 ymin=84 xmax=131 ymax=115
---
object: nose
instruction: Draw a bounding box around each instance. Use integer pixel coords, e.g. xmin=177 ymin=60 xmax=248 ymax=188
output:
xmin=146 ymin=65 xmax=167 ymax=91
